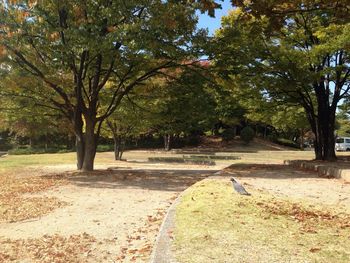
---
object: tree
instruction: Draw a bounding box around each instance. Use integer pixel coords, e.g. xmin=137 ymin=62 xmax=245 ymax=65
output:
xmin=150 ymin=66 xmax=216 ymax=150
xmin=240 ymin=126 xmax=254 ymax=144
xmin=104 ymin=96 xmax=150 ymax=160
xmin=213 ymin=2 xmax=350 ymax=160
xmin=0 ymin=0 xmax=206 ymax=170
xmin=336 ymin=101 xmax=350 ymax=137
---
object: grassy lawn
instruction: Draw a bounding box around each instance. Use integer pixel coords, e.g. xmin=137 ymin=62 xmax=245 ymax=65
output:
xmin=0 ymin=153 xmax=77 ymax=172
xmin=174 ymin=179 xmax=350 ymax=263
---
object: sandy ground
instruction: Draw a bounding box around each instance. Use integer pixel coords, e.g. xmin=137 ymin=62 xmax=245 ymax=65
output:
xmin=222 ymin=164 xmax=350 ymax=212
xmin=0 ymin=162 xmax=217 ymax=262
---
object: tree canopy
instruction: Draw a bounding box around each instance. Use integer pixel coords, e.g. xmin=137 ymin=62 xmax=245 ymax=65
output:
xmin=212 ymin=1 xmax=350 ymax=160
xmin=0 ymin=0 xmax=207 ymax=170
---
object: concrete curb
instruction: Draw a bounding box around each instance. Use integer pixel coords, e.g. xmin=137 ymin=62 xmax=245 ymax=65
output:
xmin=284 ymin=160 xmax=350 ymax=182
xmin=150 ymin=170 xmax=226 ymax=263
xmin=149 ymin=194 xmax=180 ymax=263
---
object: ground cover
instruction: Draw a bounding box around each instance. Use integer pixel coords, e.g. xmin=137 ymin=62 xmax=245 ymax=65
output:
xmin=0 ymin=151 xmax=216 ymax=262
xmin=0 ymin=142 xmax=349 ymax=262
xmin=175 ymin=179 xmax=350 ymax=263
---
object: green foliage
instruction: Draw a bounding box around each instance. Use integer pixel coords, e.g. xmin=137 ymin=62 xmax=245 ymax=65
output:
xmin=275 ymin=138 xmax=299 ymax=149
xmin=96 ymin=144 xmax=114 ymax=152
xmin=240 ymin=126 xmax=255 ymax=144
xmin=213 ymin=2 xmax=350 ymax=159
xmin=149 ymin=67 xmax=217 ymax=137
xmin=8 ymin=147 xmax=72 ymax=155
xmin=0 ymin=0 xmax=208 ymax=169
xmin=336 ymin=101 xmax=350 ymax=136
xmin=221 ymin=128 xmax=236 ymax=141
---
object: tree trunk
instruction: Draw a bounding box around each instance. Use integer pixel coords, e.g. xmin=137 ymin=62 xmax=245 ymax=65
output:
xmin=164 ymin=134 xmax=171 ymax=151
xmin=44 ymin=133 xmax=48 ymax=151
xmin=74 ymin=110 xmax=85 ymax=170
xmin=82 ymin=118 xmax=97 ymax=171
xmin=113 ymin=135 xmax=125 ymax=160
xmin=309 ymin=83 xmax=337 ymax=161
xmin=76 ymin=134 xmax=84 ymax=170
xmin=114 ymin=135 xmax=120 ymax=160
xmin=299 ymin=128 xmax=304 ymax=151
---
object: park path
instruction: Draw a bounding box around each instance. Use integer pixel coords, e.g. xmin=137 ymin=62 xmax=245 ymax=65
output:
xmin=0 ymin=164 xmax=220 ymax=262
xmin=1 ymin=147 xmax=349 ymax=262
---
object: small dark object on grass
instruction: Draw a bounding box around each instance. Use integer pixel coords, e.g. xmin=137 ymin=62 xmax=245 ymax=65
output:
xmin=230 ymin=177 xmax=251 ymax=196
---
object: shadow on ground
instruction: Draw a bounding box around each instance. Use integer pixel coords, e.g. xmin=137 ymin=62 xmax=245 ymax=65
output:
xmin=51 ymin=169 xmax=218 ymax=192
xmin=223 ymin=163 xmax=321 ymax=179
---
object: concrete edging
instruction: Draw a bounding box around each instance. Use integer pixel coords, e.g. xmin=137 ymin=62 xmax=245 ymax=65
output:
xmin=284 ymin=160 xmax=350 ymax=182
xmin=149 ymin=193 xmax=180 ymax=263
xmin=150 ymin=170 xmax=224 ymax=263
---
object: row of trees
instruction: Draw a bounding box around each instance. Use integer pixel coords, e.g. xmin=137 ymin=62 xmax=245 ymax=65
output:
xmin=1 ymin=0 xmax=349 ymax=171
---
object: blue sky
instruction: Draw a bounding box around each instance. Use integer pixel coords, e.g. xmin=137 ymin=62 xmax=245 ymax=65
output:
xmin=197 ymin=0 xmax=233 ymax=36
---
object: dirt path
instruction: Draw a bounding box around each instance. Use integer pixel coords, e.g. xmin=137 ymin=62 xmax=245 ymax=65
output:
xmin=0 ymin=165 xmax=216 ymax=262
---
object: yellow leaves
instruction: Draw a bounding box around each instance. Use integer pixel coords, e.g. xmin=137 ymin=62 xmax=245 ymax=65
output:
xmin=28 ymin=0 xmax=38 ymax=8
xmin=49 ymin=32 xmax=60 ymax=41
xmin=107 ymin=26 xmax=116 ymax=33
xmin=0 ymin=45 xmax=7 ymax=57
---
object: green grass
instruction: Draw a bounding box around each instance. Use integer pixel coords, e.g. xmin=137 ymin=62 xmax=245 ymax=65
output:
xmin=174 ymin=179 xmax=350 ymax=263
xmin=0 ymin=153 xmax=77 ymax=172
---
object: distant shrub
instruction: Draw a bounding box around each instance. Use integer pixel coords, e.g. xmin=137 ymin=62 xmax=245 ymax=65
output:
xmin=8 ymin=147 xmax=73 ymax=155
xmin=275 ymin=138 xmax=299 ymax=149
xmin=222 ymin=128 xmax=236 ymax=141
xmin=240 ymin=126 xmax=255 ymax=144
xmin=96 ymin=144 xmax=113 ymax=152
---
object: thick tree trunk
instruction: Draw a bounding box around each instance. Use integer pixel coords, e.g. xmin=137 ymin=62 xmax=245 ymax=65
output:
xmin=308 ymin=83 xmax=337 ymax=161
xmin=74 ymin=109 xmax=85 ymax=170
xmin=82 ymin=118 xmax=97 ymax=171
xmin=164 ymin=134 xmax=171 ymax=151
xmin=76 ymin=134 xmax=84 ymax=170
xmin=316 ymin=94 xmax=337 ymax=161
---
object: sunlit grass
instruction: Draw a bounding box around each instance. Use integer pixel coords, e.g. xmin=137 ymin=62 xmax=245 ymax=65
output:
xmin=174 ymin=179 xmax=350 ymax=263
xmin=0 ymin=153 xmax=77 ymax=172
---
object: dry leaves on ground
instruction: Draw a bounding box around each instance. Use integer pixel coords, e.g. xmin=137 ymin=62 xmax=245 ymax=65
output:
xmin=116 ymin=196 xmax=175 ymax=262
xmin=0 ymin=233 xmax=96 ymax=263
xmin=256 ymin=200 xmax=350 ymax=231
xmin=0 ymin=174 xmax=68 ymax=222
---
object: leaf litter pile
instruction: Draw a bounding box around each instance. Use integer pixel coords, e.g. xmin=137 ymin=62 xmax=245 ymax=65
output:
xmin=256 ymin=200 xmax=350 ymax=232
xmin=0 ymin=174 xmax=68 ymax=223
xmin=0 ymin=233 xmax=96 ymax=263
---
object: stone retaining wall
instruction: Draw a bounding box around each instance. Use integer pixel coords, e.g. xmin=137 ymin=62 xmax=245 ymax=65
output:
xmin=284 ymin=160 xmax=350 ymax=182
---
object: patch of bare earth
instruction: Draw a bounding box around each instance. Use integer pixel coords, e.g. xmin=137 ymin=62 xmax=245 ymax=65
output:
xmin=0 ymin=167 xmax=210 ymax=262
xmin=222 ymin=164 xmax=350 ymax=212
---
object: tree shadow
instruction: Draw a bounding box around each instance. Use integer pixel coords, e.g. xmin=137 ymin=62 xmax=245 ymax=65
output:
xmin=60 ymin=168 xmax=219 ymax=192
xmin=174 ymin=149 xmax=258 ymax=154
xmin=221 ymin=163 xmax=321 ymax=179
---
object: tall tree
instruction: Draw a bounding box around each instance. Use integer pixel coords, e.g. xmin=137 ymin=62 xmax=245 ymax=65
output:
xmin=0 ymin=0 xmax=206 ymax=170
xmin=150 ymin=66 xmax=216 ymax=150
xmin=213 ymin=2 xmax=350 ymax=160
